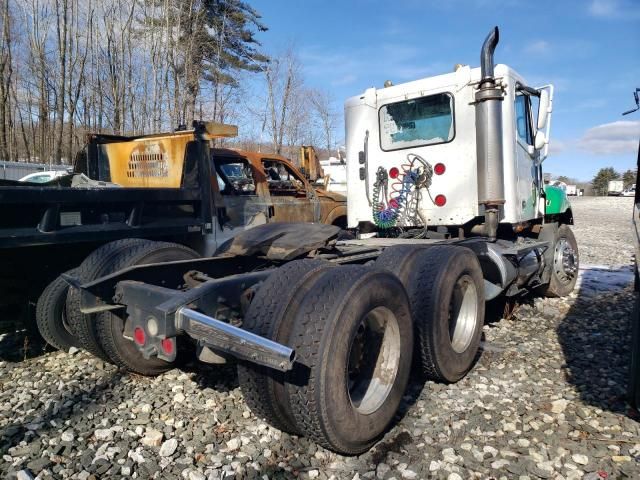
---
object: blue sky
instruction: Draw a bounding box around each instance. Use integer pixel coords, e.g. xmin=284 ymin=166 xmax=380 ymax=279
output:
xmin=251 ymin=0 xmax=640 ymax=181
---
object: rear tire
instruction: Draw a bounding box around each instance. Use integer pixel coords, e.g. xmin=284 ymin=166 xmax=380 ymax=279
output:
xmin=95 ymin=242 xmax=200 ymax=376
xmin=66 ymin=239 xmax=149 ymax=361
xmin=540 ymin=224 xmax=579 ymax=298
xmin=36 ymin=270 xmax=80 ymax=351
xmin=407 ymin=246 xmax=485 ymax=383
xmin=374 ymin=244 xmax=426 ymax=285
xmin=237 ymin=259 xmax=333 ymax=434
xmin=286 ymin=266 xmax=413 ymax=455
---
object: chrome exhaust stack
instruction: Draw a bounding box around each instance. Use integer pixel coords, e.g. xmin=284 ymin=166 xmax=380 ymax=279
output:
xmin=475 ymin=26 xmax=505 ymax=240
xmin=176 ymin=307 xmax=295 ymax=372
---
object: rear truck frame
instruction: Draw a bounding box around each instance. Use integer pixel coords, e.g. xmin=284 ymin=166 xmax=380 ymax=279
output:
xmin=68 ymin=27 xmax=580 ymax=455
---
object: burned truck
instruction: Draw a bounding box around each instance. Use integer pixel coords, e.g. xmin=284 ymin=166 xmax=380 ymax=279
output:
xmin=68 ymin=27 xmax=578 ymax=454
xmin=0 ymin=123 xmax=345 ymax=349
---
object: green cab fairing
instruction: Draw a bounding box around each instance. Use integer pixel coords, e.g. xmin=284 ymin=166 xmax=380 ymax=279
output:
xmin=544 ymin=185 xmax=571 ymax=215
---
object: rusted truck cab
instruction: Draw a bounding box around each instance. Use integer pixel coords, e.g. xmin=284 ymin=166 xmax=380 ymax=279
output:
xmin=200 ymin=148 xmax=346 ymax=255
xmin=77 ymin=123 xmax=346 ymax=256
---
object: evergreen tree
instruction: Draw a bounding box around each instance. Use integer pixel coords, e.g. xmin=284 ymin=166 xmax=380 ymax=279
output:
xmin=591 ymin=167 xmax=620 ymax=195
xmin=622 ymin=169 xmax=637 ymax=189
xmin=142 ymin=0 xmax=269 ymax=123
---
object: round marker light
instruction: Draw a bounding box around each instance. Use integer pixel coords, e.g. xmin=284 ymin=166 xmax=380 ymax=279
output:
xmin=161 ymin=338 xmax=175 ymax=355
xmin=434 ymin=163 xmax=446 ymax=175
xmin=389 ymin=198 xmax=399 ymax=209
xmin=133 ymin=327 xmax=146 ymax=345
xmin=389 ymin=167 xmax=399 ymax=179
xmin=434 ymin=194 xmax=447 ymax=207
xmin=146 ymin=316 xmax=159 ymax=336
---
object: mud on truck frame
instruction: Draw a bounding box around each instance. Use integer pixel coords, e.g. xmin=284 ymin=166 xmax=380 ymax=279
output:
xmin=69 ymin=27 xmax=579 ymax=454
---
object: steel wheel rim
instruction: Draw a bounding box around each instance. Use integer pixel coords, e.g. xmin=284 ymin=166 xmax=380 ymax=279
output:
xmin=553 ymin=237 xmax=578 ymax=285
xmin=449 ymin=275 xmax=478 ymax=354
xmin=347 ymin=306 xmax=401 ymax=415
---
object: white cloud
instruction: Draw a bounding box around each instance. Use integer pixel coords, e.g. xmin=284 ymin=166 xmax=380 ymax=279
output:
xmin=588 ymin=0 xmax=640 ymax=19
xmin=579 ymin=120 xmax=640 ymax=155
xmin=524 ymin=40 xmax=550 ymax=55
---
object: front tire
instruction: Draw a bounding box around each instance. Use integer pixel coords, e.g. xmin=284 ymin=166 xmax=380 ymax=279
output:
xmin=286 ymin=266 xmax=413 ymax=455
xmin=540 ymin=224 xmax=579 ymax=298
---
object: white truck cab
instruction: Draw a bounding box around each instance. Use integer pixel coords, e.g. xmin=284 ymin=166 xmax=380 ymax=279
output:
xmin=345 ymin=36 xmax=554 ymax=234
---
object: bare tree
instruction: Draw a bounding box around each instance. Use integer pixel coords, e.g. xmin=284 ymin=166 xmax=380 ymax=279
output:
xmin=1 ymin=0 xmax=268 ymax=165
xmin=309 ymin=88 xmax=337 ymax=153
xmin=263 ymin=49 xmax=303 ymax=154
xmin=0 ymin=0 xmax=13 ymax=161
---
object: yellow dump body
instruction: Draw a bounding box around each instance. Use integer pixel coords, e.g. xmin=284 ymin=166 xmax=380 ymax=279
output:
xmin=101 ymin=122 xmax=238 ymax=188
xmin=105 ymin=134 xmax=190 ymax=188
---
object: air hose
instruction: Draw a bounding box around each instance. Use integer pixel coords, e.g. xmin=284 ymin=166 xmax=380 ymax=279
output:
xmin=372 ymin=153 xmax=433 ymax=229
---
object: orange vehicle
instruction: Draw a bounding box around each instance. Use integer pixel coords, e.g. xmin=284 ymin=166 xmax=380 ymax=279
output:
xmin=212 ymin=148 xmax=346 ymax=226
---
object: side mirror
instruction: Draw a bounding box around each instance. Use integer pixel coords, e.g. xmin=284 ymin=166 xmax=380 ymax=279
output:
xmin=537 ymin=89 xmax=550 ymax=130
xmin=535 ymin=130 xmax=547 ymax=150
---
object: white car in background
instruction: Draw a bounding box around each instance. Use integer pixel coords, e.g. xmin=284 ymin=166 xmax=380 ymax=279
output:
xmin=18 ymin=170 xmax=69 ymax=183
xmin=622 ymin=186 xmax=636 ymax=197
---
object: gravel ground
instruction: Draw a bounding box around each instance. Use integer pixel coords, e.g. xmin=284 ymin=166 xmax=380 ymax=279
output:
xmin=570 ymin=196 xmax=635 ymax=267
xmin=1 ymin=196 xmax=639 ymax=480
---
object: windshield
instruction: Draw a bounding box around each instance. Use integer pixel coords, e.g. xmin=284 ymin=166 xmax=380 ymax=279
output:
xmin=379 ymin=93 xmax=454 ymax=151
xmin=220 ymin=163 xmax=244 ymax=179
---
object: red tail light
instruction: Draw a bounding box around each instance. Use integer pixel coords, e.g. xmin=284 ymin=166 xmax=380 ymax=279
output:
xmin=389 ymin=167 xmax=399 ymax=179
xmin=434 ymin=194 xmax=447 ymax=207
xmin=133 ymin=327 xmax=146 ymax=345
xmin=434 ymin=163 xmax=446 ymax=175
xmin=161 ymin=338 xmax=175 ymax=355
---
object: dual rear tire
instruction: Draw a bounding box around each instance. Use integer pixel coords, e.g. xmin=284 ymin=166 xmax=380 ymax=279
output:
xmin=238 ymin=245 xmax=486 ymax=454
xmin=65 ymin=239 xmax=199 ymax=375
xmin=375 ymin=244 xmax=485 ymax=383
xmin=239 ymin=262 xmax=414 ymax=454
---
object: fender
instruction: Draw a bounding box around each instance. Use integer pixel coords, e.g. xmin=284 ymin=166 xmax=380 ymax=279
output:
xmin=323 ymin=205 xmax=347 ymax=227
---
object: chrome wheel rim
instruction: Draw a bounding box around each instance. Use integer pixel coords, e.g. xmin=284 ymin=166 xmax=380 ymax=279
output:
xmin=347 ymin=306 xmax=401 ymax=415
xmin=449 ymin=275 xmax=478 ymax=354
xmin=553 ymin=238 xmax=578 ymax=285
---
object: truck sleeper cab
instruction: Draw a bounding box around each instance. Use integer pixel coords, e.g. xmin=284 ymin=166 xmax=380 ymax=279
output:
xmin=345 ymin=64 xmax=558 ymax=232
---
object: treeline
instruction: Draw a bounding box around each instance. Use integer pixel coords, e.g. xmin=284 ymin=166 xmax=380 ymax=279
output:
xmin=591 ymin=167 xmax=636 ymax=195
xmin=0 ymin=0 xmax=339 ymax=166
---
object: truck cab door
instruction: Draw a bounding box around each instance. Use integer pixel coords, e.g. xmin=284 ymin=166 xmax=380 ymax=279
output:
xmin=514 ymin=91 xmax=539 ymax=221
xmin=196 ymin=153 xmax=273 ymax=256
xmin=514 ymin=84 xmax=553 ymax=222
xmin=260 ymin=158 xmax=319 ymax=223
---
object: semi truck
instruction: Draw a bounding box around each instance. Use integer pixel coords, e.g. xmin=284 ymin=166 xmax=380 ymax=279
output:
xmin=0 ymin=122 xmax=346 ymax=348
xmin=67 ymin=27 xmax=578 ymax=454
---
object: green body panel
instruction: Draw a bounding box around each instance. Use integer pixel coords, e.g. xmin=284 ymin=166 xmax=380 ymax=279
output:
xmin=544 ymin=185 xmax=571 ymax=215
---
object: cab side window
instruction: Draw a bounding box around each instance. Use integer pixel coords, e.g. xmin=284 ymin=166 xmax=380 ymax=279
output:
xmin=261 ymin=159 xmax=307 ymax=197
xmin=214 ymin=157 xmax=256 ymax=195
xmin=515 ymin=94 xmax=534 ymax=145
